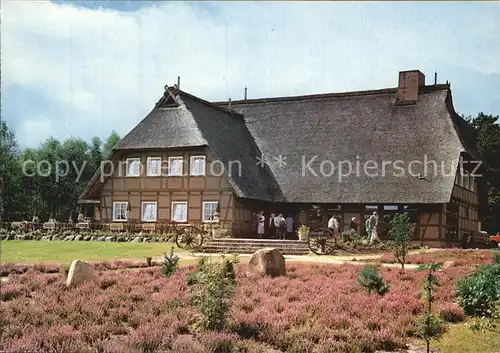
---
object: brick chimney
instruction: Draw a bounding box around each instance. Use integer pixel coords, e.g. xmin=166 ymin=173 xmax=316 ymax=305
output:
xmin=396 ymin=70 xmax=425 ymax=105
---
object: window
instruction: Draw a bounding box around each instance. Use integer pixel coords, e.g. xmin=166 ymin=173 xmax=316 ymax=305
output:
xmin=147 ymin=157 xmax=162 ymax=176
xmin=141 ymin=202 xmax=157 ymax=222
xmin=202 ymin=201 xmax=218 ymax=222
xmin=126 ymin=158 xmax=141 ymax=177
xmin=364 ymin=205 xmax=378 ymax=210
xmin=383 ymin=205 xmax=399 ymax=211
xmin=171 ymin=202 xmax=187 ymax=222
xmin=190 ymin=155 xmax=206 ymax=176
xmin=113 ymin=202 xmax=128 ymax=221
xmin=168 ymin=157 xmax=183 ymax=176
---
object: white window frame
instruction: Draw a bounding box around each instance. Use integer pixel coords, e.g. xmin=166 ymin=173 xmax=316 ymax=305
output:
xmin=141 ymin=202 xmax=157 ymax=222
xmin=171 ymin=201 xmax=188 ymax=223
xmin=364 ymin=205 xmax=378 ymax=210
xmin=202 ymin=201 xmax=218 ymax=223
xmin=146 ymin=157 xmax=162 ymax=177
xmin=168 ymin=156 xmax=184 ymax=176
xmin=190 ymin=155 xmax=206 ymax=176
xmin=126 ymin=157 xmax=141 ymax=177
xmin=112 ymin=202 xmax=128 ymax=222
xmin=383 ymin=205 xmax=399 ymax=211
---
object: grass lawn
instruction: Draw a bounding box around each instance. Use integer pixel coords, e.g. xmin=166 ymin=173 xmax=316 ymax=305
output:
xmin=0 ymin=240 xmax=183 ymax=264
xmin=434 ymin=321 xmax=500 ymax=353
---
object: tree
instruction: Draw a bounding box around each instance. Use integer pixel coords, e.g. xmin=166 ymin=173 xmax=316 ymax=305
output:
xmin=102 ymin=130 xmax=121 ymax=159
xmin=417 ymin=263 xmax=445 ymax=353
xmin=89 ymin=136 xmax=103 ymax=172
xmin=465 ymin=113 xmax=500 ymax=234
xmin=0 ymin=121 xmax=25 ymax=221
xmin=390 ymin=212 xmax=412 ymax=270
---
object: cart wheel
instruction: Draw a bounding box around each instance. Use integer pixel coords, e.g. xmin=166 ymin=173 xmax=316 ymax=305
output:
xmin=308 ymin=228 xmax=338 ymax=255
xmin=176 ymin=226 xmax=204 ymax=250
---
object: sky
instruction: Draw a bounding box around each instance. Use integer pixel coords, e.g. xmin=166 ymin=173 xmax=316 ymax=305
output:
xmin=2 ymin=1 xmax=499 ymax=148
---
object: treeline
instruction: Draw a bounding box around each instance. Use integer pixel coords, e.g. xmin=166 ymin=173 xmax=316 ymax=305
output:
xmin=0 ymin=120 xmax=120 ymax=222
xmin=466 ymin=113 xmax=500 ymax=234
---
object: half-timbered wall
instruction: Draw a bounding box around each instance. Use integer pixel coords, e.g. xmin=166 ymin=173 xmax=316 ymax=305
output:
xmin=99 ymin=148 xmax=237 ymax=234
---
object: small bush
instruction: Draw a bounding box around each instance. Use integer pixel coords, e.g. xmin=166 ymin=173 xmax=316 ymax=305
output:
xmin=60 ymin=263 xmax=71 ymax=277
xmin=417 ymin=314 xmax=445 ymax=343
xmin=456 ymin=263 xmax=500 ymax=317
xmin=340 ymin=229 xmax=362 ymax=247
xmin=357 ymin=265 xmax=390 ymax=296
xmin=188 ymin=258 xmax=237 ymax=331
xmin=438 ymin=303 xmax=465 ymax=323
xmin=494 ymin=252 xmax=500 ymax=264
xmin=162 ymin=247 xmax=179 ymax=278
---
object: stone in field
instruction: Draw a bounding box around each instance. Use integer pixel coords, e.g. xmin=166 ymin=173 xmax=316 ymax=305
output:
xmin=248 ymin=248 xmax=286 ymax=277
xmin=66 ymin=260 xmax=95 ymax=287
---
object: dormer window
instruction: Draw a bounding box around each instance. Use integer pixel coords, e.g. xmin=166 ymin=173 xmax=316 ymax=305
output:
xmin=190 ymin=155 xmax=206 ymax=176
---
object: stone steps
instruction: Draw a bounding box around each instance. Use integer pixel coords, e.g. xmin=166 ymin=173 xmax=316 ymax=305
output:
xmin=201 ymin=238 xmax=310 ymax=255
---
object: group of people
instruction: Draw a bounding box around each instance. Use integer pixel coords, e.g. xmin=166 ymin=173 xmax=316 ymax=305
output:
xmin=253 ymin=211 xmax=295 ymax=239
xmin=326 ymin=211 xmax=380 ymax=244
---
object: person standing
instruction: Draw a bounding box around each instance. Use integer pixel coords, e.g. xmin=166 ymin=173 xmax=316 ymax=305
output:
xmin=257 ymin=211 xmax=265 ymax=239
xmin=369 ymin=211 xmax=380 ymax=244
xmin=269 ymin=213 xmax=276 ymax=238
xmin=328 ymin=215 xmax=340 ymax=238
xmin=286 ymin=215 xmax=294 ymax=238
xmin=349 ymin=217 xmax=358 ymax=232
xmin=274 ymin=213 xmax=285 ymax=239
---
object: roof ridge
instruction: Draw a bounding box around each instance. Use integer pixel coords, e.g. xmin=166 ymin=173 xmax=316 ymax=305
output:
xmin=213 ymin=84 xmax=450 ymax=105
xmin=177 ymin=89 xmax=244 ymax=118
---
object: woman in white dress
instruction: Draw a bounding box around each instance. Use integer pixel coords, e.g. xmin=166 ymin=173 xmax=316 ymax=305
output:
xmin=257 ymin=211 xmax=265 ymax=238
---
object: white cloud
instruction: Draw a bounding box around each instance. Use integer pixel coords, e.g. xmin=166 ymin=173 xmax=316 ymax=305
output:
xmin=2 ymin=1 xmax=499 ymax=147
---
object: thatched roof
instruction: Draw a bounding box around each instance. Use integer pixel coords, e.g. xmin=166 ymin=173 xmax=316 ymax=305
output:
xmin=80 ymin=88 xmax=281 ymax=201
xmin=81 ymin=83 xmax=476 ymax=204
xmin=218 ymin=85 xmax=474 ymax=204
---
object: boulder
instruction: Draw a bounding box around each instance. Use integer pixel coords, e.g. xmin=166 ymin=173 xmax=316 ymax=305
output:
xmin=443 ymin=260 xmax=454 ymax=268
xmin=116 ymin=237 xmax=125 ymax=242
xmin=132 ymin=236 xmax=142 ymax=243
xmin=66 ymin=260 xmax=95 ymax=287
xmin=5 ymin=234 xmax=14 ymax=240
xmin=97 ymin=236 xmax=106 ymax=241
xmin=248 ymin=248 xmax=286 ymax=277
xmin=64 ymin=235 xmax=75 ymax=241
xmin=105 ymin=236 xmax=115 ymax=242
xmin=142 ymin=238 xmax=150 ymax=243
xmin=74 ymin=235 xmax=83 ymax=241
xmin=90 ymin=236 xmax=96 ymax=241
xmin=83 ymin=235 xmax=91 ymax=241
xmin=41 ymin=235 xmax=51 ymax=241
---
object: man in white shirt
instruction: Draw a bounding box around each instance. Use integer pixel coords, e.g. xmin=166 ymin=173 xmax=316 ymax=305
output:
xmin=328 ymin=215 xmax=340 ymax=237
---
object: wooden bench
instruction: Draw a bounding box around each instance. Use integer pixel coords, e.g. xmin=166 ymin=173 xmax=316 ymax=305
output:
xmin=142 ymin=223 xmax=156 ymax=233
xmin=109 ymin=223 xmax=124 ymax=232
xmin=43 ymin=222 xmax=56 ymax=231
xmin=76 ymin=222 xmax=90 ymax=230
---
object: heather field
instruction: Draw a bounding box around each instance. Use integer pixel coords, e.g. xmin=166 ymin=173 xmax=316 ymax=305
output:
xmin=1 ymin=252 xmax=495 ymax=353
xmin=378 ymin=248 xmax=496 ymax=266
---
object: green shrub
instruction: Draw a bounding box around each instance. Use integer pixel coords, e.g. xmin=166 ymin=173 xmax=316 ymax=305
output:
xmin=340 ymin=229 xmax=362 ymax=246
xmin=188 ymin=257 xmax=237 ymax=331
xmin=389 ymin=212 xmax=412 ymax=270
xmin=456 ymin=263 xmax=500 ymax=317
xmin=417 ymin=314 xmax=445 ymax=345
xmin=357 ymin=265 xmax=390 ymax=296
xmin=161 ymin=247 xmax=179 ymax=278
xmin=493 ymin=252 xmax=500 ymax=265
xmin=59 ymin=263 xmax=71 ymax=277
